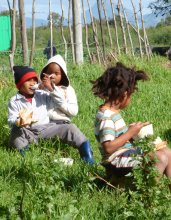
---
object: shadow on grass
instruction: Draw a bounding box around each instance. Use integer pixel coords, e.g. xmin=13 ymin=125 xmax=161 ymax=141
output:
xmin=59 ymin=172 xmax=134 ymax=193
xmin=0 ymin=136 xmax=75 ymax=162
xmin=0 ymin=162 xmax=36 ymax=219
xmin=0 ymin=135 xmax=12 ymax=151
xmin=55 ymin=172 xmax=108 ymax=192
xmin=163 ymin=128 xmax=171 ymax=143
xmin=0 ymin=206 xmax=10 ymax=220
xmin=54 ymin=163 xmax=118 ymax=192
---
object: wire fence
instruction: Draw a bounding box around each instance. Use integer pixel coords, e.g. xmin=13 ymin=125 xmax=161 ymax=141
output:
xmin=0 ymin=0 xmax=154 ymax=70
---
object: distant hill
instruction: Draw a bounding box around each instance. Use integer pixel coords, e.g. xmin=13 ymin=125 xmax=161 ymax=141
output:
xmin=0 ymin=7 xmax=48 ymax=28
xmin=83 ymin=2 xmax=165 ymax=28
xmin=26 ymin=17 xmax=69 ymax=28
xmin=25 ymin=13 xmax=164 ymax=29
xmin=143 ymin=13 xmax=166 ymax=27
xmin=1 ymin=4 xmax=165 ymax=29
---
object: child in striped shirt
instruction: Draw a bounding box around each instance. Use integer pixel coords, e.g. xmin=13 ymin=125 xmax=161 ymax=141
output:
xmin=91 ymin=62 xmax=171 ymax=178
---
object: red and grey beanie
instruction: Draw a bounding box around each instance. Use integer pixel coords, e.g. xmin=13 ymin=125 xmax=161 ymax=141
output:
xmin=13 ymin=66 xmax=38 ymax=89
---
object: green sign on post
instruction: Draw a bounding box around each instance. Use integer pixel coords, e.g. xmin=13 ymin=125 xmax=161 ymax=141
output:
xmin=0 ymin=16 xmax=11 ymax=51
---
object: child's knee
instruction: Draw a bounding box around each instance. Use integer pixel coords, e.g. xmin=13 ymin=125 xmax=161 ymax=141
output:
xmin=69 ymin=124 xmax=86 ymax=139
xmin=156 ymin=151 xmax=168 ymax=166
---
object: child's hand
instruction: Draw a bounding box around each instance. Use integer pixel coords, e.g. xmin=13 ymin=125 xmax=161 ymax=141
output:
xmin=16 ymin=109 xmax=36 ymax=127
xmin=128 ymin=121 xmax=150 ymax=137
xmin=41 ymin=73 xmax=54 ymax=91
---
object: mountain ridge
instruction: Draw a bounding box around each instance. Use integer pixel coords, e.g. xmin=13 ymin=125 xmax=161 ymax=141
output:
xmin=0 ymin=5 xmax=165 ymax=28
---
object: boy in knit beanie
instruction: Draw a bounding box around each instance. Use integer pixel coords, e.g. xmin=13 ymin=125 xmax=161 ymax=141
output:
xmin=8 ymin=66 xmax=53 ymax=155
xmin=8 ymin=65 xmax=94 ymax=164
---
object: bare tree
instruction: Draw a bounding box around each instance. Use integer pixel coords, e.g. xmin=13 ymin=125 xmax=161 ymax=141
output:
xmin=149 ymin=0 xmax=171 ymax=16
xmin=29 ymin=0 xmax=36 ymax=66
xmin=18 ymin=0 xmax=28 ymax=65
xmin=6 ymin=0 xmax=12 ymax=27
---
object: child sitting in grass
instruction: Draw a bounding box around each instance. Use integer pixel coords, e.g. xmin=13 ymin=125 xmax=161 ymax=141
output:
xmin=91 ymin=62 xmax=171 ymax=178
xmin=39 ymin=54 xmax=94 ymax=164
xmin=8 ymin=64 xmax=94 ymax=164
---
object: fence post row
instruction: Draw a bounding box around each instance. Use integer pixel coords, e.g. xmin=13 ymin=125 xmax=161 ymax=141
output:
xmin=2 ymin=0 xmax=154 ymax=67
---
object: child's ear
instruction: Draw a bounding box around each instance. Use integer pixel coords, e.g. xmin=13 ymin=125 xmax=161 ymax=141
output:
xmin=124 ymin=91 xmax=128 ymax=97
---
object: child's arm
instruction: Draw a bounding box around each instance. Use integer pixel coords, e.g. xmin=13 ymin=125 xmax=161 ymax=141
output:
xmin=41 ymin=74 xmax=54 ymax=91
xmin=8 ymin=102 xmax=19 ymax=127
xmin=102 ymin=122 xmax=149 ymax=154
xmin=8 ymin=101 xmax=35 ymax=127
xmin=50 ymin=86 xmax=78 ymax=117
xmin=41 ymin=74 xmax=78 ymax=117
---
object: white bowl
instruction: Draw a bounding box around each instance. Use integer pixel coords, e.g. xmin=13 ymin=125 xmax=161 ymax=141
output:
xmin=134 ymin=124 xmax=153 ymax=140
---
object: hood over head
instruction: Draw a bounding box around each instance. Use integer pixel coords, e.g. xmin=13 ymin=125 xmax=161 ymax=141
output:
xmin=40 ymin=54 xmax=69 ymax=87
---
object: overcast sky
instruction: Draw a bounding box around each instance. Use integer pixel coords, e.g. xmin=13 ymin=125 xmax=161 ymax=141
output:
xmin=1 ymin=0 xmax=153 ymax=20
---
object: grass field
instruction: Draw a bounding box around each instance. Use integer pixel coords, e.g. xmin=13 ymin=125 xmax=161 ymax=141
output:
xmin=0 ymin=55 xmax=171 ymax=219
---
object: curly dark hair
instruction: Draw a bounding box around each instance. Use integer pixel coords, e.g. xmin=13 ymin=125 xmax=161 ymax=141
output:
xmin=91 ymin=62 xmax=149 ymax=102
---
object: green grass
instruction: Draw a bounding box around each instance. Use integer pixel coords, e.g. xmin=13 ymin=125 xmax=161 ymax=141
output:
xmin=0 ymin=55 xmax=171 ymax=219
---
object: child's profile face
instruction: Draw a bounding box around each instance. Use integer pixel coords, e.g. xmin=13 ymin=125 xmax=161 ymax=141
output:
xmin=46 ymin=63 xmax=62 ymax=86
xmin=19 ymin=77 xmax=37 ymax=96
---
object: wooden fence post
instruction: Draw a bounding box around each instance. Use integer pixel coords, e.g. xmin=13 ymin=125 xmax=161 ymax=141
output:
xmin=68 ymin=0 xmax=75 ymax=63
xmin=18 ymin=0 xmax=29 ymax=65
xmin=60 ymin=0 xmax=67 ymax=61
xmin=49 ymin=0 xmax=53 ymax=58
xmin=101 ymin=0 xmax=113 ymax=48
xmin=72 ymin=0 xmax=83 ymax=64
xmin=117 ymin=0 xmax=128 ymax=54
xmin=110 ymin=0 xmax=120 ymax=55
xmin=97 ymin=0 xmax=105 ymax=59
xmin=131 ymin=0 xmax=143 ymax=58
xmin=82 ymin=0 xmax=92 ymax=63
xmin=139 ymin=0 xmax=151 ymax=59
xmin=120 ymin=0 xmax=134 ymax=56
xmin=29 ymin=0 xmax=36 ymax=66
xmin=87 ymin=0 xmax=101 ymax=64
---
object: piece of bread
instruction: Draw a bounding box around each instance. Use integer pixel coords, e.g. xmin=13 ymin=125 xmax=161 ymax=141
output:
xmin=16 ymin=109 xmax=36 ymax=127
xmin=153 ymin=136 xmax=167 ymax=151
